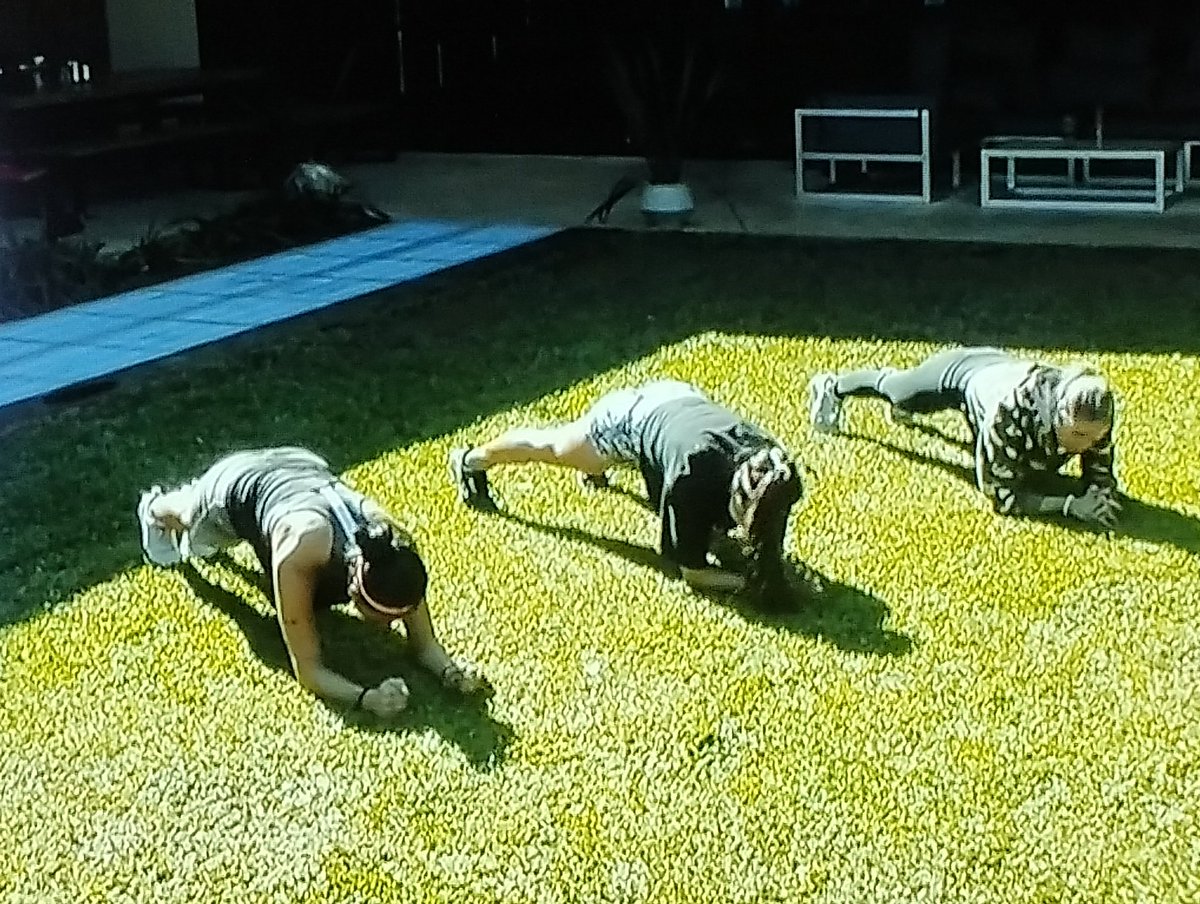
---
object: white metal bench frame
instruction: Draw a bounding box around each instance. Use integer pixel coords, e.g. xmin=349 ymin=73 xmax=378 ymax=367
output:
xmin=979 ymin=139 xmax=1186 ymax=213
xmin=1184 ymin=139 xmax=1200 ymax=185
xmin=794 ymin=106 xmax=960 ymax=204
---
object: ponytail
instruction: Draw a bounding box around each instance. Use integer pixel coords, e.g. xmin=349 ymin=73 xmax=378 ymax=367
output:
xmin=729 ymin=445 xmax=805 ymax=605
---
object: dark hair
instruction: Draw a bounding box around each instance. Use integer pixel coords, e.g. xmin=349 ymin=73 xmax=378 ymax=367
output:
xmin=729 ymin=445 xmax=805 ymax=605
xmin=354 ymin=522 xmax=428 ymax=612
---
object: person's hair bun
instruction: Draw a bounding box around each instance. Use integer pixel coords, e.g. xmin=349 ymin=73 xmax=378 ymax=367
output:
xmin=355 ymin=522 xmax=394 ymax=556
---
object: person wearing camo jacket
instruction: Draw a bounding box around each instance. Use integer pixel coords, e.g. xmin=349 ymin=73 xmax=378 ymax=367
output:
xmin=807 ymin=346 xmax=1121 ymax=529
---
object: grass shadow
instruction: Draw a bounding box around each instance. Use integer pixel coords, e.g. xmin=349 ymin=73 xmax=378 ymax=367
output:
xmin=596 ymin=479 xmax=657 ymax=512
xmin=495 ymin=508 xmax=675 ymax=577
xmin=179 ymin=558 xmax=515 ymax=770
xmin=492 ymin=508 xmax=914 ymax=657
xmin=845 ymin=430 xmax=1200 ymax=558
xmin=907 ymin=419 xmax=972 ymax=452
xmin=721 ymin=555 xmax=915 ymax=657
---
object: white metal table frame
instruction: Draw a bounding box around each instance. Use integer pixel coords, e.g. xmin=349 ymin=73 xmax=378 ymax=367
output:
xmin=979 ymin=139 xmax=1185 ymax=213
xmin=1184 ymin=139 xmax=1200 ymax=185
xmin=794 ymin=106 xmax=961 ymax=204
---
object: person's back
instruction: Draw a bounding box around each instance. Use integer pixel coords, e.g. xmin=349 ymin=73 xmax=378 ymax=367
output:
xmin=448 ymin=379 xmax=804 ymax=600
xmin=634 ymin=394 xmax=791 ymax=577
xmin=635 ymin=394 xmax=774 ymax=512
xmin=137 ymin=445 xmax=489 ymax=716
xmin=187 ymin=447 xmax=373 ymax=607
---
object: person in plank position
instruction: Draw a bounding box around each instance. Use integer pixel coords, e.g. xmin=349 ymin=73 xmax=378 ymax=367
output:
xmin=136 ymin=446 xmax=489 ymax=718
xmin=807 ymin=346 xmax=1121 ymax=528
xmin=449 ymin=380 xmax=806 ymax=601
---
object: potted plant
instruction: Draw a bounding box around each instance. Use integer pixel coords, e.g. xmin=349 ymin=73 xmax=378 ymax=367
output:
xmin=598 ymin=1 xmax=725 ymax=224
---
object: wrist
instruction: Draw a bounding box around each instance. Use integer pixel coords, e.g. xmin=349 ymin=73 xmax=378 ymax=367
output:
xmin=352 ymin=686 xmax=371 ymax=711
xmin=417 ymin=645 xmax=451 ymax=674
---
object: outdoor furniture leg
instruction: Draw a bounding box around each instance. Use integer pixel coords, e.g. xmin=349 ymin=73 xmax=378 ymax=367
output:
xmin=794 ymin=112 xmax=805 ymax=198
xmin=1176 ymin=148 xmax=1185 ymax=196
xmin=952 ymin=150 xmax=961 ymax=191
xmin=920 ymin=109 xmax=931 ymax=204
xmin=1155 ymin=151 xmax=1165 ymax=213
xmin=1006 ymin=157 xmax=1016 ymax=191
xmin=980 ymin=149 xmax=992 ymax=207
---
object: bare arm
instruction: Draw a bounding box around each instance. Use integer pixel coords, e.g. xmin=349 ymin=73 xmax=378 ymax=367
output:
xmin=400 ymin=598 xmax=491 ymax=694
xmin=400 ymin=599 xmax=454 ymax=675
xmin=358 ymin=495 xmax=488 ymax=694
xmin=270 ymin=517 xmax=371 ymax=706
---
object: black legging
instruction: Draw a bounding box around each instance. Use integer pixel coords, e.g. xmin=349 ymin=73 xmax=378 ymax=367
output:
xmin=834 ymin=346 xmax=1016 ymax=415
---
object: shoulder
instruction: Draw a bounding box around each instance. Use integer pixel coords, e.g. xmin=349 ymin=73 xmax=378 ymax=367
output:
xmin=1010 ymin=365 xmax=1049 ymax=404
xmin=270 ymin=511 xmax=333 ymax=567
xmin=683 ymin=439 xmax=730 ymax=474
xmin=994 ymin=371 xmax=1040 ymax=428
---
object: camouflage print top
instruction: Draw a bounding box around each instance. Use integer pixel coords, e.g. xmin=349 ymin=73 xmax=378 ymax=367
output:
xmin=975 ymin=364 xmax=1118 ymax=515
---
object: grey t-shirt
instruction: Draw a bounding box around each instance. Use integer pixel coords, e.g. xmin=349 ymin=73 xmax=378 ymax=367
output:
xmin=634 ymin=396 xmax=777 ymax=569
xmin=224 ymin=460 xmax=371 ymax=608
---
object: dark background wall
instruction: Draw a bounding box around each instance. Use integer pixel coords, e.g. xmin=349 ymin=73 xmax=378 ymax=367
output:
xmin=0 ymin=0 xmax=111 ymax=76
xmin=5 ymin=0 xmax=1200 ymax=162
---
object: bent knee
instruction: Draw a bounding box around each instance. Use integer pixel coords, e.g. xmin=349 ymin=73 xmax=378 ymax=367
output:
xmin=549 ymin=424 xmax=607 ymax=471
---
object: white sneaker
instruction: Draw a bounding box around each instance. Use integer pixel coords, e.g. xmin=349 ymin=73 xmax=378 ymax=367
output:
xmin=807 ymin=372 xmax=843 ymax=434
xmin=137 ymin=486 xmax=182 ymax=567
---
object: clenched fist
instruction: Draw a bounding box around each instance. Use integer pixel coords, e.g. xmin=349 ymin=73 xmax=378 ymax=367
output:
xmin=361 ymin=677 xmax=411 ymax=717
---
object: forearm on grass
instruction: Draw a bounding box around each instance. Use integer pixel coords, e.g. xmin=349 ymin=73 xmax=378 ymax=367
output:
xmin=988 ymin=473 xmax=1075 ymax=513
xmin=294 ymin=663 xmax=369 ymax=707
xmin=272 ymin=521 xmax=369 ymax=708
xmin=400 ymin=600 xmax=457 ymax=677
xmin=992 ymin=481 xmax=1072 ymax=519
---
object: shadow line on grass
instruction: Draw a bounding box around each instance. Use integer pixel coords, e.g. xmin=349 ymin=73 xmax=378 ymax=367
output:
xmin=5 ymin=231 xmax=1200 ymax=626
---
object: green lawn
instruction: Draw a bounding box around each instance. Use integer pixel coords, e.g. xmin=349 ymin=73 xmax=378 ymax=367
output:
xmin=0 ymin=231 xmax=1197 ymax=903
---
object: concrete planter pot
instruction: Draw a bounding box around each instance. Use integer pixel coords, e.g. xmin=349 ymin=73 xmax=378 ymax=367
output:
xmin=640 ymin=182 xmax=695 ymax=226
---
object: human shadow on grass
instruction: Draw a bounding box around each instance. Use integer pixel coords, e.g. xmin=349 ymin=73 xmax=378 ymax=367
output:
xmin=178 ymin=558 xmax=515 ymax=770
xmin=593 ymin=478 xmax=657 ymax=512
xmin=844 ymin=429 xmax=1200 ymax=558
xmin=492 ymin=508 xmax=913 ymax=657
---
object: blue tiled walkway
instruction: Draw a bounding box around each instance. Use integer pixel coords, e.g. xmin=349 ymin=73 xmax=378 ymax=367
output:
xmin=0 ymin=219 xmax=560 ymax=409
